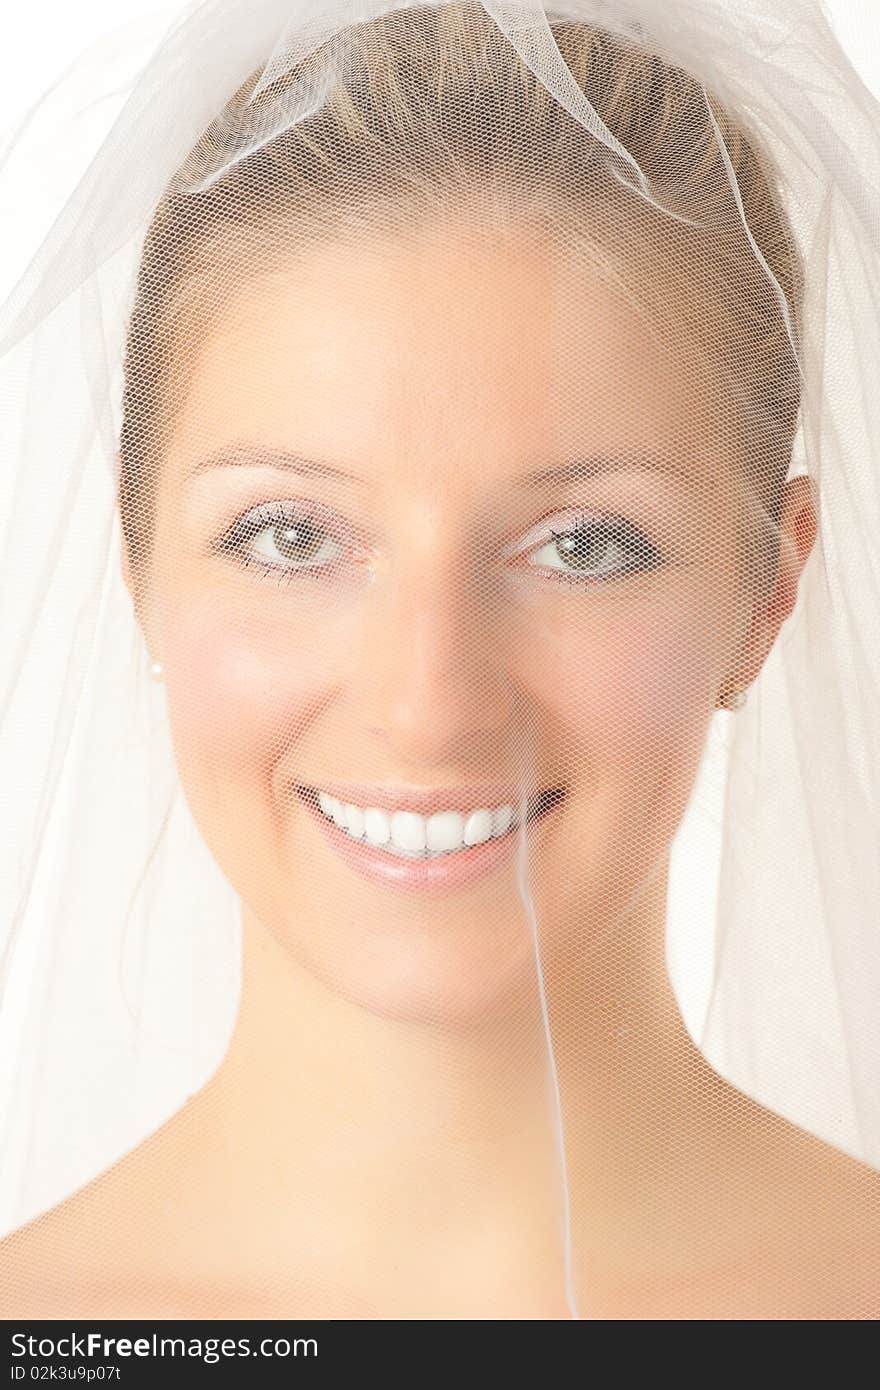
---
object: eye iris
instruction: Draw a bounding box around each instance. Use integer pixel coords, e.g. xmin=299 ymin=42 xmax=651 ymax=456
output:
xmin=555 ymin=524 xmax=614 ymax=570
xmin=274 ymin=521 xmax=324 ymax=562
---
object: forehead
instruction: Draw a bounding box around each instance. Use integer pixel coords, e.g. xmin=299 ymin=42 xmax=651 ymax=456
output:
xmin=166 ymin=223 xmax=717 ymax=490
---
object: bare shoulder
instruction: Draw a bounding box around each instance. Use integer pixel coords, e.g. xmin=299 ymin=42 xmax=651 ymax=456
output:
xmin=749 ymin=1112 xmax=880 ymax=1318
xmin=0 ymin=1179 xmax=359 ymax=1320
xmin=0 ymin=1105 xmax=205 ymax=1318
xmin=3 ymin=1081 xmax=879 ymax=1319
xmin=0 ymin=1097 xmax=340 ymax=1320
xmin=811 ymin=1144 xmax=880 ymax=1315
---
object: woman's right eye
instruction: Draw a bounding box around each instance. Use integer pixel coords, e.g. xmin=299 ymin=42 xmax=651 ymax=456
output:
xmin=216 ymin=500 xmax=348 ymax=579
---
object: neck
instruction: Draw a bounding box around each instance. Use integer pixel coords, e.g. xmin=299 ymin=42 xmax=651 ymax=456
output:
xmin=197 ymin=858 xmax=710 ymax=1218
xmin=160 ymin=863 xmax=801 ymax=1314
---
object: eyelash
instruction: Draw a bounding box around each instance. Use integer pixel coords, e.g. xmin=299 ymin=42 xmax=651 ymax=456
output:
xmin=213 ymin=500 xmax=351 ymax=584
xmin=213 ymin=500 xmax=664 ymax=586
xmin=525 ymin=510 xmax=664 ymax=584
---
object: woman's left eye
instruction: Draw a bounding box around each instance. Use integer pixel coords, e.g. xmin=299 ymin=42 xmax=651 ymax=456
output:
xmin=525 ymin=514 xmax=663 ymax=581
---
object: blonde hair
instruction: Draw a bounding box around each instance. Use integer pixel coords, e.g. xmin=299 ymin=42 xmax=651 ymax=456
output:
xmin=120 ymin=1 xmax=803 ymax=586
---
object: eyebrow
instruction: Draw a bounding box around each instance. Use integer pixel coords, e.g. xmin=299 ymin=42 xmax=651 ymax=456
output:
xmin=188 ymin=442 xmax=367 ymax=486
xmin=515 ymin=453 xmax=687 ymax=487
xmin=189 ymin=442 xmax=685 ymax=489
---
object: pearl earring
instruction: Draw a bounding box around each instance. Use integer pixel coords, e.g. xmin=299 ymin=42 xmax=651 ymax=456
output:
xmin=149 ymin=661 xmax=164 ymax=681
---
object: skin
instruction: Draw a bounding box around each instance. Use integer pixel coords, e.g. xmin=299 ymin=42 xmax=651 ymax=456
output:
xmin=3 ymin=218 xmax=878 ymax=1319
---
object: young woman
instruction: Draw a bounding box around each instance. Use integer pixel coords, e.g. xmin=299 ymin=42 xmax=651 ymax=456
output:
xmin=1 ymin=0 xmax=878 ymax=1318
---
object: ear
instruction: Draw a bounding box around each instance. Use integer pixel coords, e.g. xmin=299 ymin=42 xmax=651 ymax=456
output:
xmin=737 ymin=475 xmax=819 ymax=686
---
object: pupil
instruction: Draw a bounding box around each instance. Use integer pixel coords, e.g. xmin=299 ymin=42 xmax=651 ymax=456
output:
xmin=556 ymin=527 xmax=610 ymax=570
xmin=274 ymin=522 xmax=323 ymax=561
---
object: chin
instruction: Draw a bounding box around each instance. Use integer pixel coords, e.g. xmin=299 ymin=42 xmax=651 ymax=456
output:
xmin=274 ymin=882 xmax=549 ymax=1031
xmin=252 ymin=784 xmax=569 ymax=1027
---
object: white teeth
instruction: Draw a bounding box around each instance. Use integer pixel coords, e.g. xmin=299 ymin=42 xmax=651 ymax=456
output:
xmin=426 ymin=811 xmax=465 ymax=853
xmin=310 ymin=791 xmax=525 ymax=857
xmin=463 ymin=808 xmax=494 ymax=846
xmin=390 ymin=810 xmax=426 ymax=855
xmin=363 ymin=807 xmax=390 ymax=846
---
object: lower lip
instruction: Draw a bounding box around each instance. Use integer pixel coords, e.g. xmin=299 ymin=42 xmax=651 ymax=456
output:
xmin=294 ymin=788 xmax=564 ymax=896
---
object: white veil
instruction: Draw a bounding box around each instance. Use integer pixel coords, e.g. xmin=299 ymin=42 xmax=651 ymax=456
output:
xmin=1 ymin=0 xmax=879 ymax=1319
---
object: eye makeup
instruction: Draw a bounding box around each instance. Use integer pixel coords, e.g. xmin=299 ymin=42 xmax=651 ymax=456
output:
xmin=210 ymin=496 xmax=666 ymax=589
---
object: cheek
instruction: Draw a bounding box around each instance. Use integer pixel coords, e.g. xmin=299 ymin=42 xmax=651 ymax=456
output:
xmin=519 ymin=598 xmax=722 ymax=767
xmin=157 ymin=589 xmax=349 ymax=787
xmin=517 ymin=599 xmax=724 ymax=931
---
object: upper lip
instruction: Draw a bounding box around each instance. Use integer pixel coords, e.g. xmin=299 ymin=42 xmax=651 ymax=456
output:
xmin=296 ymin=781 xmax=561 ymax=816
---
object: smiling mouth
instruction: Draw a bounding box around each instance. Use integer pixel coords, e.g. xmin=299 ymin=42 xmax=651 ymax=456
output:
xmin=295 ymin=784 xmax=566 ymax=860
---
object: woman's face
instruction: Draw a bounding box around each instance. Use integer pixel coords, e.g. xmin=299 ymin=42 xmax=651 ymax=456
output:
xmin=133 ymin=220 xmax=765 ymax=1024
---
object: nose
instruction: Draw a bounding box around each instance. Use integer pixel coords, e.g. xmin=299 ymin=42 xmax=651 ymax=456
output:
xmin=352 ymin=546 xmax=519 ymax=766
